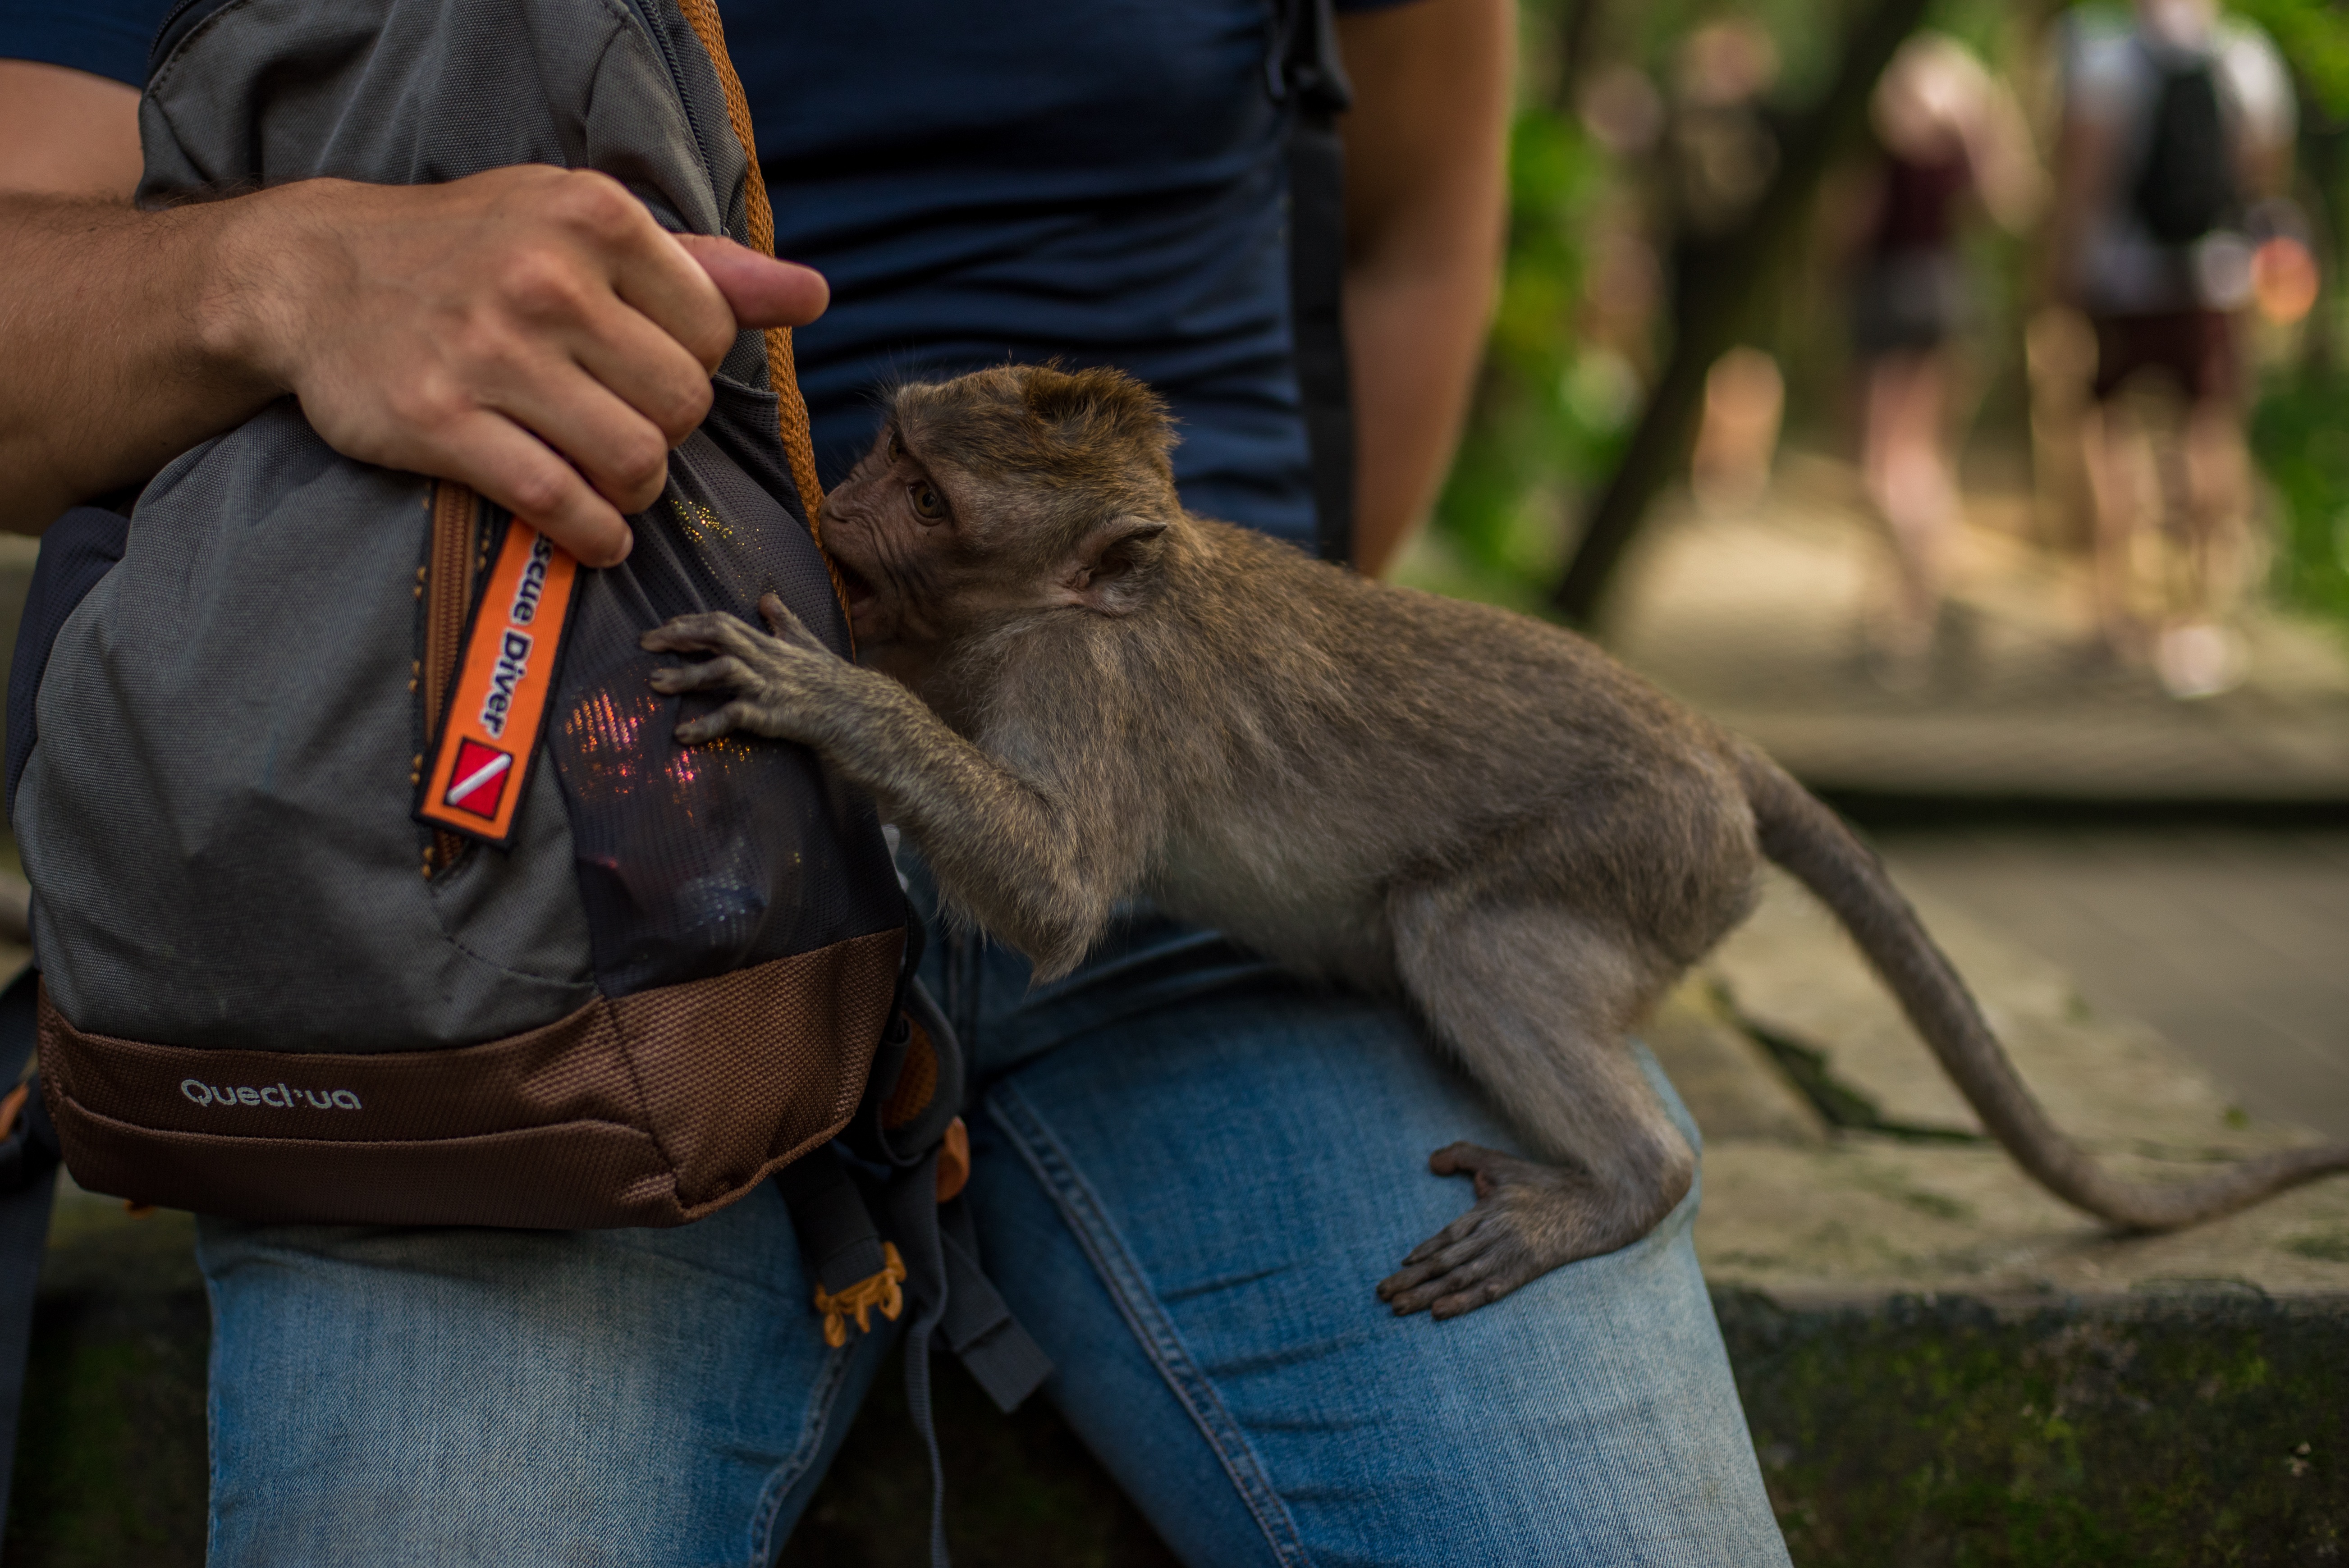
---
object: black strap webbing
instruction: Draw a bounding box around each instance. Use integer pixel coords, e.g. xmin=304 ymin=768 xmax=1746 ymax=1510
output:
xmin=774 ymin=974 xmax=1050 ymax=1568
xmin=870 ymin=1154 xmax=1052 ymax=1568
xmin=1273 ymin=0 xmax=1357 ymax=566
xmin=773 ymin=1143 xmax=890 ymax=1296
xmin=882 ymin=1151 xmax=954 ymax=1568
xmin=936 ymin=1198 xmax=1052 ymax=1413
xmin=0 ymin=967 xmax=59 ymax=1552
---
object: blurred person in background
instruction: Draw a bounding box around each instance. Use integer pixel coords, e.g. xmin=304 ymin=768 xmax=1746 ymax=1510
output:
xmin=1846 ymin=32 xmax=2044 ymax=688
xmin=1571 ymin=63 xmax=1671 ymax=435
xmin=1667 ymin=16 xmax=1792 ymax=514
xmin=2049 ymin=0 xmax=2298 ymax=697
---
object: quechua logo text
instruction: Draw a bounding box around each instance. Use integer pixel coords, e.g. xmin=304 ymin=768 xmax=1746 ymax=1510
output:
xmin=182 ymin=1079 xmax=363 ymax=1111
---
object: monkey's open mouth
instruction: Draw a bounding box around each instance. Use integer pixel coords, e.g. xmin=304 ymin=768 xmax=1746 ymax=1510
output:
xmin=833 ymin=559 xmax=878 ymax=606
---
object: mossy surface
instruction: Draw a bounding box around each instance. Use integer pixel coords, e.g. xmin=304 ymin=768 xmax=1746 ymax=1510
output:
xmin=2 ymin=1285 xmax=208 ymax=1568
xmin=1717 ymin=1290 xmax=2349 ymax=1567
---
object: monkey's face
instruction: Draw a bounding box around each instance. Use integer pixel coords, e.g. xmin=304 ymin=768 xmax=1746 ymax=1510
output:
xmin=817 ymin=366 xmax=1182 ymax=659
xmin=816 ymin=422 xmax=1034 ymax=653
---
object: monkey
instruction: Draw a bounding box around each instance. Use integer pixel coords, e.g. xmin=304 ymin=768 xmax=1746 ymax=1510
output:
xmin=641 ymin=363 xmax=2349 ymax=1320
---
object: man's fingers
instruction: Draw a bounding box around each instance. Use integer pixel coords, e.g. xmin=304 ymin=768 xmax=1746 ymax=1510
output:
xmin=435 ymin=414 xmax=633 ymax=567
xmin=673 ymin=234 xmax=831 ymax=330
xmin=566 ymin=293 xmax=719 ymax=449
xmin=241 ymin=169 xmax=827 ymax=559
xmin=481 ymin=356 xmax=678 ymax=517
xmin=606 ymin=216 xmax=740 ymax=372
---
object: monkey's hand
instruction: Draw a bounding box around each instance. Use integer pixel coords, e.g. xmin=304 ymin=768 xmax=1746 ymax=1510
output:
xmin=641 ymin=593 xmax=873 ymax=747
xmin=1376 ymin=1142 xmax=1635 ymax=1320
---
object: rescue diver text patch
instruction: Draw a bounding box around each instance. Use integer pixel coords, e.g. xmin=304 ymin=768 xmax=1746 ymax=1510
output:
xmin=418 ymin=521 xmax=579 ymax=846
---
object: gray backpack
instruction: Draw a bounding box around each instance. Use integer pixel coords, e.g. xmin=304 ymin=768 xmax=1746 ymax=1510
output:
xmin=0 ymin=7 xmax=1054 ymax=1549
xmin=10 ymin=0 xmax=923 ymax=1234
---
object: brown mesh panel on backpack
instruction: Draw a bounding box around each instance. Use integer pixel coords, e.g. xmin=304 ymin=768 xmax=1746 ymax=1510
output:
xmin=37 ymin=927 xmax=901 ymax=1227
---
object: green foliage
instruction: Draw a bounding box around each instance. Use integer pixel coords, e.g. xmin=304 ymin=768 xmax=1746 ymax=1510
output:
xmin=1425 ymin=0 xmax=2038 ymax=603
xmin=1429 ymin=102 xmax=1625 ymax=593
xmin=2248 ymin=368 xmax=2349 ymax=626
xmin=2231 ymin=0 xmax=2349 ymax=120
xmin=1432 ymin=0 xmax=2349 ymax=624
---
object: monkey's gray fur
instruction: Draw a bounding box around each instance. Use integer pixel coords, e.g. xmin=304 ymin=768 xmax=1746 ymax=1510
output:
xmin=644 ymin=364 xmax=2349 ymax=1319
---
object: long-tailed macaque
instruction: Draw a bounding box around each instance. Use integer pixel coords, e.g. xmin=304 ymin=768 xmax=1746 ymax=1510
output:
xmin=643 ymin=365 xmax=2349 ymax=1319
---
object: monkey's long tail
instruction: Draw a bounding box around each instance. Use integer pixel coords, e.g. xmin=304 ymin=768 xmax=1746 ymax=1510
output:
xmin=1734 ymin=747 xmax=2349 ymax=1230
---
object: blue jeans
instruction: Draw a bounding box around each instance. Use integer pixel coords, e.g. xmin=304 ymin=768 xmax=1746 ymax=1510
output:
xmin=196 ymin=910 xmax=1790 ymax=1565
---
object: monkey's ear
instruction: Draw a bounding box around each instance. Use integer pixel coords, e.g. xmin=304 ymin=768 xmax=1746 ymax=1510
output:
xmin=1060 ymin=519 xmax=1169 ymax=615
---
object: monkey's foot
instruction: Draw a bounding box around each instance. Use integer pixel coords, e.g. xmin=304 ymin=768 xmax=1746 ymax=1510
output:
xmin=1375 ymin=1142 xmax=1657 ymax=1320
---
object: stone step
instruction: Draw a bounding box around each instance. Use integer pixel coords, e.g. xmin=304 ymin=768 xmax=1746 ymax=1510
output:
xmin=1671 ymin=871 xmax=2349 ymax=1303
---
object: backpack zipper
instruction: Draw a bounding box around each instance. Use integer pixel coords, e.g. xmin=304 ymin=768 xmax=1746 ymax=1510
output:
xmin=419 ymin=481 xmax=480 ymax=877
xmin=147 ymin=0 xmax=235 ymax=78
xmin=618 ymin=0 xmax=718 ymax=192
xmin=668 ymin=0 xmax=837 ymax=597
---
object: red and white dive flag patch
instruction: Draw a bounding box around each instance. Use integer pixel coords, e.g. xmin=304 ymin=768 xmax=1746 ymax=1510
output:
xmin=417 ymin=521 xmax=579 ymax=846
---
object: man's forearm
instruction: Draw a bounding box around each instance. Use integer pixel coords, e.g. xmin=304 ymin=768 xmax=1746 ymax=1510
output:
xmin=0 ymin=193 xmax=276 ymax=532
xmin=0 ymin=169 xmax=828 ymax=558
xmin=1343 ymin=251 xmax=1501 ymax=578
xmin=1335 ymin=0 xmax=1513 ymax=577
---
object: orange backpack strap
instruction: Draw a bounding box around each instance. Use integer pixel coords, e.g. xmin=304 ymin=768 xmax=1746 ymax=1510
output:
xmin=673 ymin=0 xmax=827 ymax=528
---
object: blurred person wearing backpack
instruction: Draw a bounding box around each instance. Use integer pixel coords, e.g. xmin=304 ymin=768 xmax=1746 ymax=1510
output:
xmin=2048 ymin=0 xmax=2298 ymax=696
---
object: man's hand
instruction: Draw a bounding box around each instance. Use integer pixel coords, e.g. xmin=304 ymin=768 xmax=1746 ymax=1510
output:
xmin=219 ymin=167 xmax=828 ymax=565
xmin=0 ymin=62 xmax=826 ymax=561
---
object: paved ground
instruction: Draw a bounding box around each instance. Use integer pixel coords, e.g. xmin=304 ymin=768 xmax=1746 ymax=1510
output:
xmin=1593 ymin=457 xmax=2349 ymax=800
xmin=1881 ymin=826 xmax=2349 ymax=1142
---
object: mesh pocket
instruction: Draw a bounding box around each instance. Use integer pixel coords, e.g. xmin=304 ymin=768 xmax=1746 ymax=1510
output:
xmin=548 ymin=379 xmax=902 ymax=998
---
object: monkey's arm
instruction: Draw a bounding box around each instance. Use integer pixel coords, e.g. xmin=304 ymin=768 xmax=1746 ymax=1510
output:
xmin=642 ymin=599 xmax=1132 ymax=977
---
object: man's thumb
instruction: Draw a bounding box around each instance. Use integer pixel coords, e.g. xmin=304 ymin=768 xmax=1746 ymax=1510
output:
xmin=675 ymin=233 xmax=830 ymax=329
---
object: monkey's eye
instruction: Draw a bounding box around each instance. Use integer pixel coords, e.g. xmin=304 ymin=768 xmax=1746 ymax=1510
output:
xmin=886 ymin=430 xmax=902 ymax=460
xmin=910 ymin=483 xmax=948 ymax=524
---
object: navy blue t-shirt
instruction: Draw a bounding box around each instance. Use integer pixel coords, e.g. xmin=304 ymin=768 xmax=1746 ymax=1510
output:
xmin=0 ymin=0 xmax=1405 ymax=543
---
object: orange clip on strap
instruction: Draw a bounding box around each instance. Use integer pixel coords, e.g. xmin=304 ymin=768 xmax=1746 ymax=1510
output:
xmin=416 ymin=521 xmax=580 ymax=847
xmin=813 ymin=1241 xmax=907 ymax=1349
xmin=936 ymin=1117 xmax=971 ymax=1204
